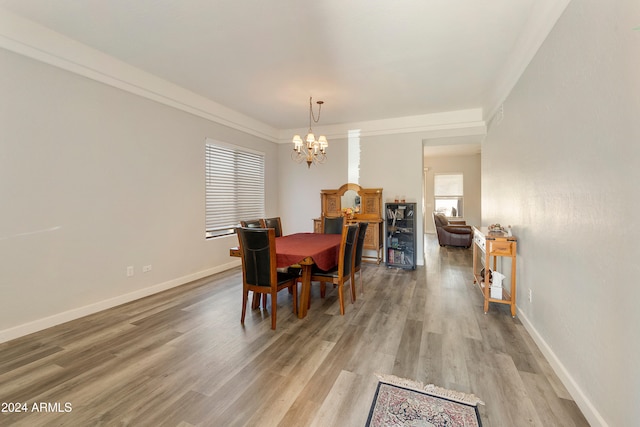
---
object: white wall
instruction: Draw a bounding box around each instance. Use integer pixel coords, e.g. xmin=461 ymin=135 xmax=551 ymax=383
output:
xmin=277 ymin=136 xmax=348 ymax=234
xmin=278 ymin=131 xmax=425 ymax=265
xmin=360 ymin=133 xmax=424 ymax=264
xmin=0 ymin=48 xmax=279 ymax=340
xmin=423 ymin=154 xmax=481 ymax=233
xmin=482 ymin=1 xmax=640 ymax=426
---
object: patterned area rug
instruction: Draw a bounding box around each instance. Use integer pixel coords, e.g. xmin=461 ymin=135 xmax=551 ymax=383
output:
xmin=366 ymin=374 xmax=484 ymax=427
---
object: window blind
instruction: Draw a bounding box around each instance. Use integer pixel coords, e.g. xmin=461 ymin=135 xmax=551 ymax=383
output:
xmin=434 ymin=173 xmax=464 ymax=217
xmin=205 ymin=142 xmax=265 ymax=237
xmin=434 ymin=174 xmax=463 ymax=196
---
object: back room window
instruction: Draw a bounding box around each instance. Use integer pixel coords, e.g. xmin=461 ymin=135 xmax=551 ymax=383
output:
xmin=434 ymin=173 xmax=464 ymax=217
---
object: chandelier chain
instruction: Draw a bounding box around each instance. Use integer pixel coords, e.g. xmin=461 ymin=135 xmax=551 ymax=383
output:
xmin=309 ymin=96 xmax=323 ymax=125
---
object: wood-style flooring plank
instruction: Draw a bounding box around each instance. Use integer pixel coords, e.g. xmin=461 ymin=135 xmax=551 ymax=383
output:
xmin=0 ymin=235 xmax=590 ymax=426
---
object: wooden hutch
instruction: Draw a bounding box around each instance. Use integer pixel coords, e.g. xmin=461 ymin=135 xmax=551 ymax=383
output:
xmin=313 ymin=183 xmax=384 ymax=264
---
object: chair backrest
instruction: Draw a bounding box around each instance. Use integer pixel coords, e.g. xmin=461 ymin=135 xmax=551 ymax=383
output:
xmin=432 ymin=212 xmax=449 ymax=228
xmin=354 ymin=222 xmax=369 ymax=269
xmin=260 ymin=217 xmax=283 ymax=237
xmin=338 ymin=224 xmax=359 ymax=278
xmin=323 ymin=215 xmax=345 ymax=234
xmin=240 ymin=219 xmax=263 ymax=228
xmin=236 ymin=227 xmax=276 ymax=288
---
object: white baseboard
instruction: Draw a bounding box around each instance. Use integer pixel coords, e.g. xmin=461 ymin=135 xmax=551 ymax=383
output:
xmin=517 ymin=307 xmax=608 ymax=427
xmin=0 ymin=261 xmax=240 ymax=344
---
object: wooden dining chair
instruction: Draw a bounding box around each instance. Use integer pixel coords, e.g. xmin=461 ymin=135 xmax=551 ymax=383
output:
xmin=239 ymin=219 xmax=268 ymax=309
xmin=353 ymin=221 xmax=369 ymax=294
xmin=311 ymin=223 xmax=359 ymax=315
xmin=322 ymin=215 xmax=345 ymax=234
xmin=237 ymin=227 xmax=298 ymax=330
xmin=240 ymin=219 xmax=263 ymax=228
xmin=260 ymin=217 xmax=283 ymax=237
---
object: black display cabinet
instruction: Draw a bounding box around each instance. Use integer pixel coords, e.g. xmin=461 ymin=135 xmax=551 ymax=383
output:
xmin=385 ymin=202 xmax=416 ymax=269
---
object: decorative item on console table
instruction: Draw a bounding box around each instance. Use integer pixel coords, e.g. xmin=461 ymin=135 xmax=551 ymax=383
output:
xmin=472 ymin=226 xmax=518 ymax=317
xmin=313 ymin=183 xmax=384 ymax=264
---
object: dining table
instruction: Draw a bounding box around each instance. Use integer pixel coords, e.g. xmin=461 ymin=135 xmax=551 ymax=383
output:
xmin=230 ymin=232 xmax=342 ymax=319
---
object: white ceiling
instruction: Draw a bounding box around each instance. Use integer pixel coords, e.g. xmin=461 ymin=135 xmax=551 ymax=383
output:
xmin=424 ymin=135 xmax=484 ymax=157
xmin=0 ymin=1 xmax=566 ymax=134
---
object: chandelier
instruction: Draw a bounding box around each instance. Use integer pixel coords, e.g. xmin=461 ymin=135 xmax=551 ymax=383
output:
xmin=292 ymin=97 xmax=328 ymax=168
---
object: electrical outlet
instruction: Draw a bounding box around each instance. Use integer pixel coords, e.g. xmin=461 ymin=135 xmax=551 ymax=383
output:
xmin=126 ymin=266 xmax=134 ymax=277
xmin=142 ymin=265 xmax=152 ymax=273
xmin=528 ymin=288 xmax=533 ymax=303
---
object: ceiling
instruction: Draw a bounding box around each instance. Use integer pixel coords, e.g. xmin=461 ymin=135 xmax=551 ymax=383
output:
xmin=423 ymin=135 xmax=484 ymax=157
xmin=0 ymin=1 xmax=564 ymax=134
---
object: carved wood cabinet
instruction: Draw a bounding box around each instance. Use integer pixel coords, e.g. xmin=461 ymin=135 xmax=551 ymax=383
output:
xmin=313 ymin=183 xmax=383 ymax=264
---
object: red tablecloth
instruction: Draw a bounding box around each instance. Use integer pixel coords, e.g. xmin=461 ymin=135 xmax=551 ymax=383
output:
xmin=275 ymin=233 xmax=341 ymax=271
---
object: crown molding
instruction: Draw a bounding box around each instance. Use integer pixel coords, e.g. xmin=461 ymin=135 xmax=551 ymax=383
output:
xmin=278 ymin=109 xmax=486 ymax=142
xmin=1 ymin=7 xmax=489 ymax=143
xmin=0 ymin=8 xmax=280 ymax=142
xmin=484 ymin=0 xmax=571 ymax=121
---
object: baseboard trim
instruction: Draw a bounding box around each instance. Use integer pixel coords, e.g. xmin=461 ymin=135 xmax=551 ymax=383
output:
xmin=517 ymin=307 xmax=609 ymax=427
xmin=0 ymin=261 xmax=240 ymax=344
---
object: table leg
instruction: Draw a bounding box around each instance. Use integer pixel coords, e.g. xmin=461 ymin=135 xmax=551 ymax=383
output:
xmin=251 ymin=293 xmax=261 ymax=309
xmin=298 ymin=264 xmax=312 ymax=319
xmin=484 ymin=252 xmax=491 ymax=314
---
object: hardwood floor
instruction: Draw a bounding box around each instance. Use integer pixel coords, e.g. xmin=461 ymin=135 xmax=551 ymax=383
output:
xmin=0 ymin=235 xmax=589 ymax=426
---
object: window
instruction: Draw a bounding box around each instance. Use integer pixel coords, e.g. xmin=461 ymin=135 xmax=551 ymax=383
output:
xmin=434 ymin=173 xmax=464 ymax=217
xmin=205 ymin=140 xmax=265 ymax=238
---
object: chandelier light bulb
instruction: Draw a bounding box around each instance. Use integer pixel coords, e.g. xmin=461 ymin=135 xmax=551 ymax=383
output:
xmin=291 ymin=97 xmax=328 ymax=168
xmin=292 ymin=135 xmax=303 ymax=152
xmin=306 ymin=132 xmax=316 ymax=144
